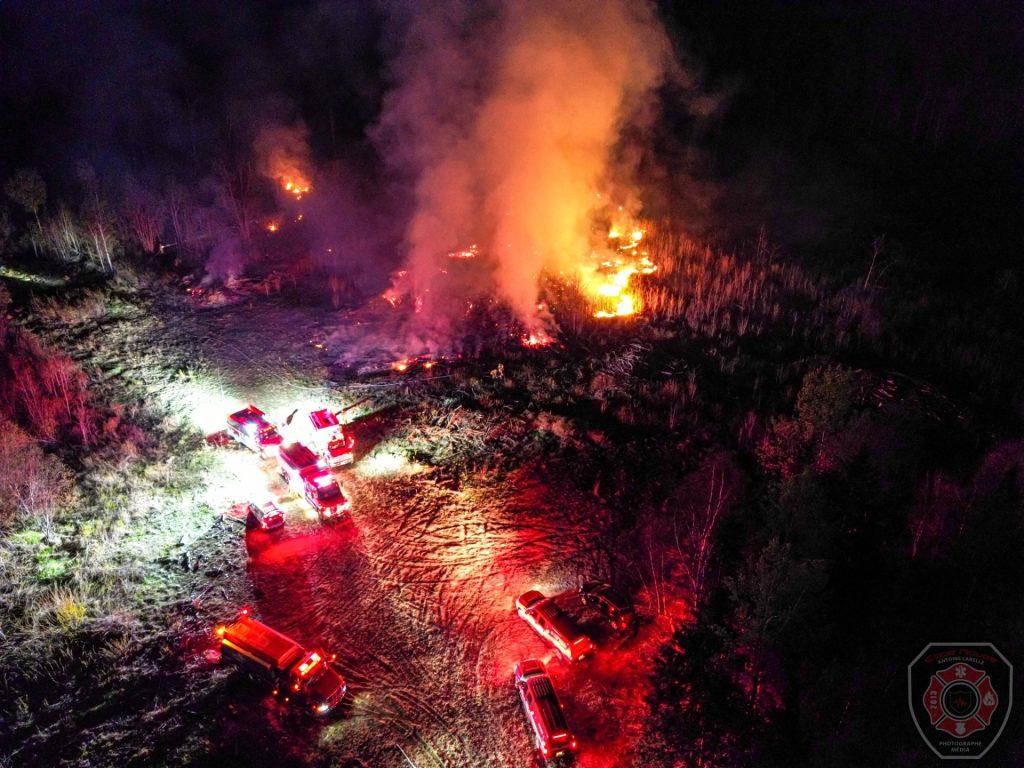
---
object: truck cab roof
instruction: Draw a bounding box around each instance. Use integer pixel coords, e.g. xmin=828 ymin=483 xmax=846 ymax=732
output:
xmin=229 ymin=405 xmax=272 ymax=428
xmin=279 ymin=442 xmax=320 ymax=469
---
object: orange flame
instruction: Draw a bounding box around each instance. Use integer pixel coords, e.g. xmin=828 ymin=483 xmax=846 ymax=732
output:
xmin=581 ymin=224 xmax=654 ymax=318
xmin=522 ymin=332 xmax=552 ymax=347
xmin=281 ymin=177 xmax=311 ymax=200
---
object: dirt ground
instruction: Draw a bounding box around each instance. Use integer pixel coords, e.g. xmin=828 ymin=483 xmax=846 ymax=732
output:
xmin=161 ymin=297 xmax=670 ymax=767
xmin=1 ymin=291 xmax=673 ymax=768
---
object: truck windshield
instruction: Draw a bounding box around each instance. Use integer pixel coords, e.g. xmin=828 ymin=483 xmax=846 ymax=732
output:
xmin=317 ymin=483 xmax=341 ymax=501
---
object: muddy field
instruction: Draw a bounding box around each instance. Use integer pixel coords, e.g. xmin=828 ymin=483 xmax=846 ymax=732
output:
xmin=111 ymin=295 xmax=670 ymax=768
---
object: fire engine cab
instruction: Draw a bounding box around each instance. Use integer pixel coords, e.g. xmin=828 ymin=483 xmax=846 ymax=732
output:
xmin=308 ymin=408 xmax=355 ymax=467
xmin=216 ymin=608 xmax=346 ymax=715
xmin=514 ymin=659 xmax=578 ymax=762
xmin=303 ymin=469 xmax=350 ymax=521
xmin=227 ymin=405 xmax=283 ymax=455
xmin=277 ymin=442 xmax=350 ymax=521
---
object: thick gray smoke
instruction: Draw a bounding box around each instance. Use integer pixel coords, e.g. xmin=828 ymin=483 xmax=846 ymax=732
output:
xmin=375 ymin=0 xmax=677 ymax=342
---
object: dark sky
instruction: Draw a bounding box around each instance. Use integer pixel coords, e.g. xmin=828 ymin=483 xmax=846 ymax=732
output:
xmin=0 ymin=0 xmax=385 ymax=190
xmin=1 ymin=0 xmax=1022 ymax=278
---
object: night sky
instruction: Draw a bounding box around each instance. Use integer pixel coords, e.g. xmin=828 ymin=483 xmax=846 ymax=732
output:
xmin=2 ymin=0 xmax=1022 ymax=279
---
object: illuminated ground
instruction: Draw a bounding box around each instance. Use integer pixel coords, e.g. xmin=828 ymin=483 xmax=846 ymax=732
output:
xmin=142 ymin=296 xmax=672 ymax=766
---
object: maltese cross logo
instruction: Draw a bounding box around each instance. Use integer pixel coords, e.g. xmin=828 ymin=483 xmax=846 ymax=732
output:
xmin=909 ymin=643 xmax=1013 ymax=759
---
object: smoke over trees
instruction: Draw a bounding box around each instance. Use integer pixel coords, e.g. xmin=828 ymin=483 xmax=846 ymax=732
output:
xmin=374 ymin=0 xmax=681 ymax=335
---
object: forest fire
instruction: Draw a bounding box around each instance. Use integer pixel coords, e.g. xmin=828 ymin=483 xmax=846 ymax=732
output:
xmin=583 ymin=224 xmax=657 ymax=319
xmin=281 ymin=177 xmax=311 ymax=200
xmin=521 ymin=332 xmax=552 ymax=347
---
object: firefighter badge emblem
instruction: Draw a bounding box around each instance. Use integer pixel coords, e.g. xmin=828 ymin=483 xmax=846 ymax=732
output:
xmin=908 ymin=643 xmax=1013 ymax=759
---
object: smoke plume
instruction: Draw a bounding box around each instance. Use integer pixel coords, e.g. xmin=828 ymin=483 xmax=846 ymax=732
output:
xmin=376 ymin=0 xmax=676 ymax=341
xmin=255 ymin=122 xmax=314 ymax=201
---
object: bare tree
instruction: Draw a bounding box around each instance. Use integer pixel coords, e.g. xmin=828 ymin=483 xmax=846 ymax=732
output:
xmin=676 ymin=464 xmax=730 ymax=609
xmin=863 ymin=234 xmax=886 ymax=289
xmin=76 ymin=161 xmax=117 ymax=272
xmin=214 ymin=159 xmax=260 ymax=244
xmin=4 ymin=168 xmax=46 ymax=230
xmin=121 ymin=179 xmax=165 ymax=253
xmin=0 ymin=419 xmax=75 ymax=542
xmin=42 ymin=205 xmax=86 ymax=261
xmin=4 ymin=168 xmax=46 ymax=257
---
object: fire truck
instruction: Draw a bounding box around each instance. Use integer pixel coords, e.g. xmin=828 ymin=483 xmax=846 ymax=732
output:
xmin=216 ymin=608 xmax=346 ymax=715
xmin=227 ymin=405 xmax=283 ymax=455
xmin=308 ymin=408 xmax=356 ymax=467
xmin=516 ymin=590 xmax=595 ymax=662
xmin=514 ymin=659 xmax=578 ymax=762
xmin=277 ymin=442 xmax=350 ymax=521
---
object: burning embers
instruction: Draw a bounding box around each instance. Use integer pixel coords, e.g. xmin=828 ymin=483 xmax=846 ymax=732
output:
xmin=447 ymin=244 xmax=479 ymax=260
xmin=281 ymin=177 xmax=311 ymax=201
xmin=390 ymin=353 xmax=461 ymax=373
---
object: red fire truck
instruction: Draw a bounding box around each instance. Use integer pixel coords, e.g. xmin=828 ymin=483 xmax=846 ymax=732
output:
xmin=277 ymin=442 xmax=350 ymax=521
xmin=516 ymin=590 xmax=595 ymax=663
xmin=216 ymin=608 xmax=346 ymax=715
xmin=227 ymin=405 xmax=283 ymax=455
xmin=277 ymin=441 xmax=320 ymax=487
xmin=303 ymin=469 xmax=350 ymax=520
xmin=514 ymin=659 xmax=579 ymax=761
xmin=308 ymin=408 xmax=356 ymax=467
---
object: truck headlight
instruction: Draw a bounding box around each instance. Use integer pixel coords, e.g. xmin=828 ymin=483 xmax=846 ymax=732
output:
xmin=317 ymin=703 xmax=330 ymax=713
